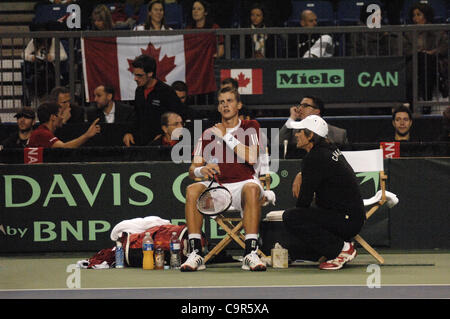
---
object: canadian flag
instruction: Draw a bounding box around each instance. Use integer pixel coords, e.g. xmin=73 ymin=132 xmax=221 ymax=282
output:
xmin=81 ymin=33 xmax=217 ymax=102
xmin=220 ymin=68 xmax=263 ymax=95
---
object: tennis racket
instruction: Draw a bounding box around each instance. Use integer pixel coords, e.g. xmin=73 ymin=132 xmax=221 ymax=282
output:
xmin=196 ymin=173 xmax=232 ymax=216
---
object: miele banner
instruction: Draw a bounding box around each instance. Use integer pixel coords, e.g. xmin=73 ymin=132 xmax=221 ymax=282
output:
xmin=215 ymin=56 xmax=406 ymax=104
xmin=0 ymin=160 xmax=389 ymax=253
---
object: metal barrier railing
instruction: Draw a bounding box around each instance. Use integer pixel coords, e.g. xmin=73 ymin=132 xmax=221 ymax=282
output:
xmin=0 ymin=24 xmax=448 ymax=116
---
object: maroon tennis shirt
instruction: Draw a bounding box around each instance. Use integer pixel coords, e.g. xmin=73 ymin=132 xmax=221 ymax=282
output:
xmin=28 ymin=124 xmax=60 ymax=148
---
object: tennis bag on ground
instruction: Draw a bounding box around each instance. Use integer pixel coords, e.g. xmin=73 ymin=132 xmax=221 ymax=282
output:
xmin=120 ymin=224 xmax=207 ymax=267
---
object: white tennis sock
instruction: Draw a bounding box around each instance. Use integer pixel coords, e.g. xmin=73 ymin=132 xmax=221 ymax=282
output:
xmin=245 ymin=234 xmax=258 ymax=241
xmin=188 ymin=233 xmax=202 ymax=240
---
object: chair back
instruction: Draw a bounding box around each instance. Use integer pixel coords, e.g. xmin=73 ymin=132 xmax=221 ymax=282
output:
xmin=342 ymin=149 xmax=384 ymax=173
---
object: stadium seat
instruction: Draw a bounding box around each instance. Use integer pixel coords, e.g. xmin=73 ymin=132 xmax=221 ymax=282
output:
xmin=336 ymin=0 xmax=384 ymax=26
xmin=137 ymin=3 xmax=148 ymax=25
xmin=33 ymin=4 xmax=68 ymax=24
xmin=286 ymin=0 xmax=335 ymax=26
xmin=400 ymin=0 xmax=448 ymax=24
xmin=165 ymin=2 xmax=184 ymax=29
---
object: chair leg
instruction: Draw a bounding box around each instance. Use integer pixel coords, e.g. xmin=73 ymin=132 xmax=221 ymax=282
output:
xmin=204 ymin=217 xmax=267 ymax=263
xmin=354 ymin=234 xmax=385 ymax=264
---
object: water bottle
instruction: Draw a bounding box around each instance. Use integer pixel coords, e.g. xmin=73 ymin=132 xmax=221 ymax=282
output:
xmin=154 ymin=241 xmax=165 ymax=270
xmin=142 ymin=232 xmax=154 ymax=270
xmin=115 ymin=241 xmax=124 ymax=268
xmin=170 ymin=231 xmax=181 ymax=269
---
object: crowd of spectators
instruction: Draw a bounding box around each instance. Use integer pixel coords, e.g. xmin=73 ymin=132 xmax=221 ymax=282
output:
xmin=0 ymin=1 xmax=448 ymax=154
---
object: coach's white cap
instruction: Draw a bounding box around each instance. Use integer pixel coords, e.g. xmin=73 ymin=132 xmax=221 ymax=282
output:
xmin=286 ymin=115 xmax=328 ymax=137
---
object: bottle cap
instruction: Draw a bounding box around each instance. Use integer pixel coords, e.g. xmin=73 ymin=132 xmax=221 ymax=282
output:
xmin=116 ymin=241 xmax=122 ymax=247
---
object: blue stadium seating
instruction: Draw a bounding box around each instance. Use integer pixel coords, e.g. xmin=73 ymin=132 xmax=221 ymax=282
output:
xmin=286 ymin=0 xmax=335 ymax=26
xmin=336 ymin=0 xmax=384 ymax=25
xmin=400 ymin=0 xmax=449 ymax=24
xmin=164 ymin=2 xmax=184 ymax=29
xmin=32 ymin=4 xmax=68 ymax=24
xmin=136 ymin=3 xmax=148 ymax=25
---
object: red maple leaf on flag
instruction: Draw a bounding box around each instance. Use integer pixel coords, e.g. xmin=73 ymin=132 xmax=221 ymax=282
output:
xmin=127 ymin=42 xmax=176 ymax=82
xmin=236 ymin=72 xmax=251 ymax=88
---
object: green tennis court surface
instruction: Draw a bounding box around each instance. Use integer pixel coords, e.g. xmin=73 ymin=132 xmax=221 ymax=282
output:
xmin=1 ymin=250 xmax=449 ymax=299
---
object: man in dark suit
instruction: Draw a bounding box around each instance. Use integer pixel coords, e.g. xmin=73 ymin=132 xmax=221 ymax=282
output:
xmin=278 ymin=96 xmax=348 ymax=158
xmin=86 ymin=85 xmax=134 ymax=124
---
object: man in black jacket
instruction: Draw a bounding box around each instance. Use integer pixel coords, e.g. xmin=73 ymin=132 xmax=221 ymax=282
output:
xmin=1 ymin=107 xmax=36 ymax=148
xmin=123 ymin=54 xmax=184 ymax=146
xmin=86 ymin=84 xmax=134 ymax=124
xmin=282 ymin=115 xmax=365 ymax=270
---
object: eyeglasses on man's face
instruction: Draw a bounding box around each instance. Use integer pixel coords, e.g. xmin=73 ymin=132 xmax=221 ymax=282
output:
xmin=298 ymin=103 xmax=316 ymax=109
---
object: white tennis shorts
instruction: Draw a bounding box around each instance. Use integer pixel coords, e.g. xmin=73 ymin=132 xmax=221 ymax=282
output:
xmin=199 ymin=178 xmax=264 ymax=214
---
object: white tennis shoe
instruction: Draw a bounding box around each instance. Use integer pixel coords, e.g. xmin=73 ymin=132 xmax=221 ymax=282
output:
xmin=242 ymin=250 xmax=267 ymax=271
xmin=180 ymin=250 xmax=206 ymax=272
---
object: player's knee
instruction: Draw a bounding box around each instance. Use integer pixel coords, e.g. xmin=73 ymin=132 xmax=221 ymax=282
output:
xmin=185 ymin=183 xmax=205 ymax=201
xmin=242 ymin=183 xmax=261 ymax=200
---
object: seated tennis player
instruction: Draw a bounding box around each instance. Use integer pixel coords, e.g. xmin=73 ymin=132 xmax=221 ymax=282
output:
xmin=180 ymin=86 xmax=266 ymax=272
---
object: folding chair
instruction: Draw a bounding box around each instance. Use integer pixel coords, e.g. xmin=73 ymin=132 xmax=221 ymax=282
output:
xmin=342 ymin=148 xmax=399 ymax=264
xmin=198 ymin=149 xmax=275 ymax=263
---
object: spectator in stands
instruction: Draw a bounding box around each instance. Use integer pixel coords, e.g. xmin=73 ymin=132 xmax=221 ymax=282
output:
xmin=86 ymin=85 xmax=134 ymax=124
xmin=386 ymin=105 xmax=416 ymax=142
xmin=403 ymin=2 xmax=448 ymax=103
xmin=123 ymin=54 xmax=184 ymax=146
xmin=279 ymin=96 xmax=348 ymax=148
xmin=186 ymin=0 xmax=224 ymax=58
xmin=0 ymin=107 xmax=36 ymax=148
xmin=243 ymin=3 xmax=275 ymax=59
xmin=50 ymin=86 xmax=85 ymax=124
xmin=287 ymin=10 xmax=334 ymax=58
xmin=347 ymin=4 xmax=400 ymax=56
xmin=148 ymin=112 xmax=184 ymax=146
xmin=171 ymin=81 xmax=192 ymax=121
xmin=172 ymin=81 xmax=188 ymax=105
xmin=91 ymin=4 xmax=114 ymax=30
xmin=28 ymin=102 xmax=100 ymax=148
xmin=23 ymin=24 xmax=68 ymax=100
xmin=134 ymin=0 xmax=172 ymax=31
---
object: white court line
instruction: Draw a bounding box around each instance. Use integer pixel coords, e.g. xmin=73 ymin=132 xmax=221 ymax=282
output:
xmin=1 ymin=283 xmax=449 ymax=292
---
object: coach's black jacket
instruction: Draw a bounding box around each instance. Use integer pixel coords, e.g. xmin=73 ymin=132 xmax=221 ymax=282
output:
xmin=129 ymin=80 xmax=184 ymax=146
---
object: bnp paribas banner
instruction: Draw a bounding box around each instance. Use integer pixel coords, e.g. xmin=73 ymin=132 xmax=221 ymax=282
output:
xmin=215 ymin=57 xmax=406 ymax=104
xmin=0 ymin=161 xmax=387 ymax=253
xmin=0 ymin=162 xmax=289 ymax=252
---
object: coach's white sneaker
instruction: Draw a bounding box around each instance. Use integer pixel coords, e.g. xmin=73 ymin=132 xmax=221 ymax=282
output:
xmin=242 ymin=250 xmax=266 ymax=271
xmin=180 ymin=250 xmax=206 ymax=272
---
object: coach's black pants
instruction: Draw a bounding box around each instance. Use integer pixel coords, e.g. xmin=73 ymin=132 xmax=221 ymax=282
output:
xmin=282 ymin=205 xmax=365 ymax=261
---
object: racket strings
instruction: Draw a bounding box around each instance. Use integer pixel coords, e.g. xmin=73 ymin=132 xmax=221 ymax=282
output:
xmin=197 ymin=187 xmax=232 ymax=215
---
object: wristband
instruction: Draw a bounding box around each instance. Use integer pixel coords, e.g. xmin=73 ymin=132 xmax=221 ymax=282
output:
xmin=223 ymin=133 xmax=240 ymax=150
xmin=194 ymin=166 xmax=205 ymax=178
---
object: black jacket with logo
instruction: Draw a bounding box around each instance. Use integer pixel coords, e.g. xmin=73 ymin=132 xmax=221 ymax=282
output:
xmin=131 ymin=80 xmax=184 ymax=145
xmin=297 ymin=142 xmax=365 ymax=220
